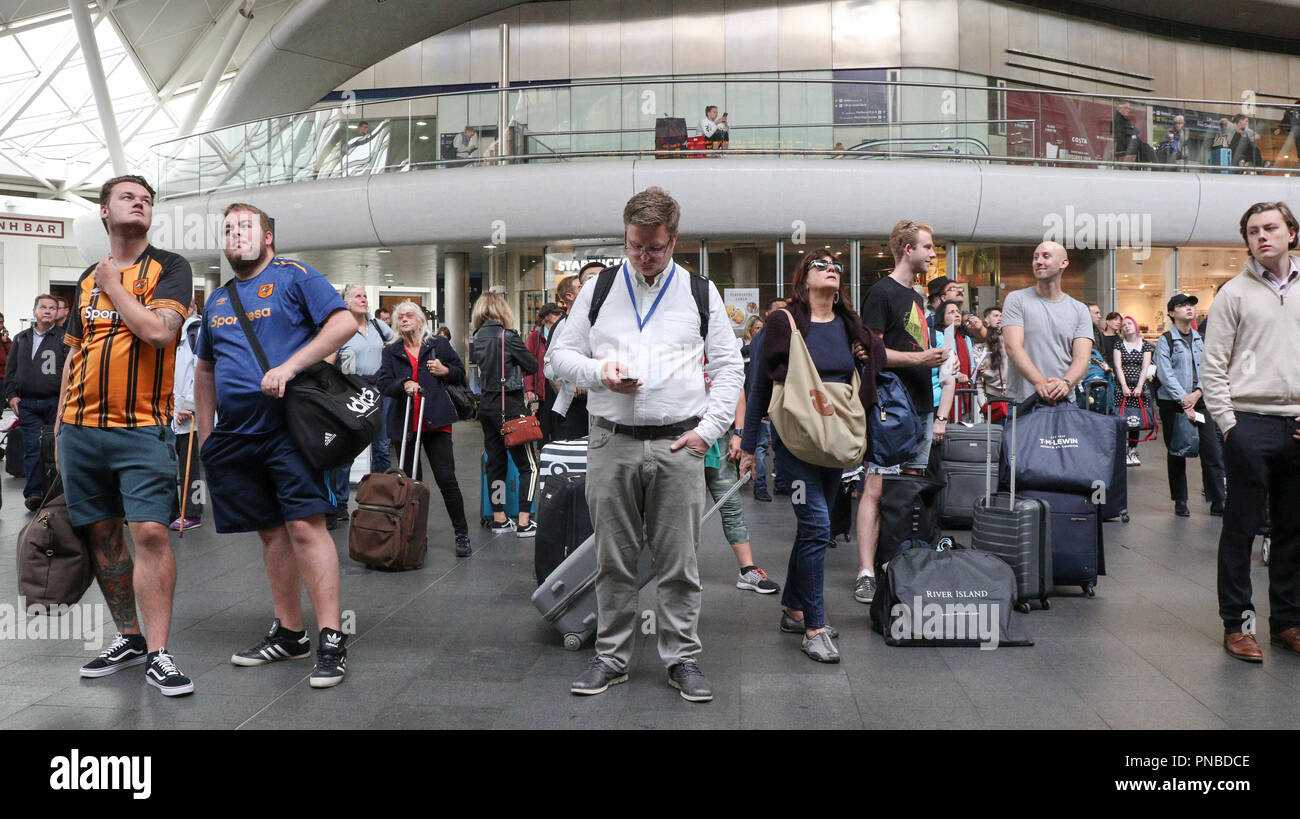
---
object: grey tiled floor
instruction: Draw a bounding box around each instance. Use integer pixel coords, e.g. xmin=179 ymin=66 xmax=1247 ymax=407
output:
xmin=0 ymin=426 xmax=1289 ymax=730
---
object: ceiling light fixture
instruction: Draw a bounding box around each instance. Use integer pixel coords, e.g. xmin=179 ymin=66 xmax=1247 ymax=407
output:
xmin=377 ymin=248 xmax=392 ymax=253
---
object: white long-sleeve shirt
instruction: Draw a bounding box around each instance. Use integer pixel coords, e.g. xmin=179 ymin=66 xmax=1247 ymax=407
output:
xmin=545 ymin=261 xmax=743 ymax=445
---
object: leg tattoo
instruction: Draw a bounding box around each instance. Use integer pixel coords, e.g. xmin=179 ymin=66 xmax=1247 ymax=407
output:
xmin=89 ymin=524 xmax=139 ymax=633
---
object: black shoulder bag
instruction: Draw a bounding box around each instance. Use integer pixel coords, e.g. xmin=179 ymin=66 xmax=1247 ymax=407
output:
xmin=225 ymin=282 xmax=382 ymax=470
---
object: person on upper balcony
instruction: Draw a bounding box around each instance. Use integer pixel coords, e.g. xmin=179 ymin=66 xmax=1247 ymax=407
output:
xmin=699 ymin=106 xmax=729 ymax=148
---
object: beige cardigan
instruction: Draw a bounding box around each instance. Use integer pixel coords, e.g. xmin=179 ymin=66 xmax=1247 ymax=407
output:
xmin=1201 ymin=256 xmax=1300 ymax=433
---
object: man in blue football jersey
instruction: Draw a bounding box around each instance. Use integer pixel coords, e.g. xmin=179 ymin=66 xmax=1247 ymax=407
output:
xmin=194 ymin=203 xmax=356 ymax=688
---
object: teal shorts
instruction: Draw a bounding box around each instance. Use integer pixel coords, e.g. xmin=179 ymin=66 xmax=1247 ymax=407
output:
xmin=57 ymin=425 xmax=178 ymax=527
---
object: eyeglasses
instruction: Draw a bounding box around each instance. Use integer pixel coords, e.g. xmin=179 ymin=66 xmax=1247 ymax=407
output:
xmin=625 ymin=243 xmax=670 ymax=259
xmin=809 ymin=258 xmax=844 ymax=273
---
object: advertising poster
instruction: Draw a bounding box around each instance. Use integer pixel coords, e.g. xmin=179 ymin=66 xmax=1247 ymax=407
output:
xmin=1007 ymin=92 xmax=1141 ymax=162
xmin=723 ymin=287 xmax=760 ymax=337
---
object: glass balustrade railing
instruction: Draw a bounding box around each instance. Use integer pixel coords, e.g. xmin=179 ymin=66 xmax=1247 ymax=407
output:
xmin=152 ymin=77 xmax=1300 ymax=200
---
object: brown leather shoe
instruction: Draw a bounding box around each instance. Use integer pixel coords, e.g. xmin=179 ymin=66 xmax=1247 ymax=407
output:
xmin=1270 ymin=626 xmax=1300 ymax=656
xmin=1224 ymin=632 xmax=1263 ymax=663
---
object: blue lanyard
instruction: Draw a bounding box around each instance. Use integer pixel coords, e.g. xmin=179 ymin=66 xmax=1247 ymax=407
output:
xmin=622 ymin=261 xmax=677 ymax=331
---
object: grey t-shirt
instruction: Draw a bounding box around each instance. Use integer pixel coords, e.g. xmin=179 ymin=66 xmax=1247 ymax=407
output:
xmin=1001 ymin=286 xmax=1093 ymax=401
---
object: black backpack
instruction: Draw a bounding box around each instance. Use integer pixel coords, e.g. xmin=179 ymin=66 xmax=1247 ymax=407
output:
xmin=587 ymin=264 xmax=711 ymax=338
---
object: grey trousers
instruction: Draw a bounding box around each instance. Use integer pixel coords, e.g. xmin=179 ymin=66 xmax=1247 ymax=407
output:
xmin=586 ymin=424 xmax=707 ymax=672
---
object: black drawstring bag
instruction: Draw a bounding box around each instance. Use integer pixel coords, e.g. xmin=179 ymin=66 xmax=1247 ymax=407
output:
xmin=226 ymin=282 xmax=382 ymax=470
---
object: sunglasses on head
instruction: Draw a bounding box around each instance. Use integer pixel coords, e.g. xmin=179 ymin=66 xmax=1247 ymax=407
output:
xmin=810 ymin=258 xmax=843 ymax=273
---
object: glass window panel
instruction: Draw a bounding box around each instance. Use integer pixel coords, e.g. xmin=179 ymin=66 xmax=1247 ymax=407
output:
xmin=1116 ymin=247 xmax=1176 ymax=336
xmin=1177 ymin=247 xmax=1242 ymax=329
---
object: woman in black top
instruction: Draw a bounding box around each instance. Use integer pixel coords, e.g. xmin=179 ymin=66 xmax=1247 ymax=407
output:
xmin=740 ymin=250 xmax=886 ymax=664
xmin=376 ymin=301 xmax=472 ymax=556
xmin=471 ymin=292 xmax=540 ymax=536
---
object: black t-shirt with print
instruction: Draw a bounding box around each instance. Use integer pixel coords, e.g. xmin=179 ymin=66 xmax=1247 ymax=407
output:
xmin=861 ymin=276 xmax=934 ymax=414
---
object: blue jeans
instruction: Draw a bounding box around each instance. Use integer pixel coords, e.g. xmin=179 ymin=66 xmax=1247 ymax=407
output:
xmin=753 ymin=420 xmax=770 ymax=490
xmin=773 ymin=436 xmax=843 ymax=630
xmin=16 ymin=396 xmax=57 ymax=498
xmin=330 ymin=407 xmax=391 ymax=510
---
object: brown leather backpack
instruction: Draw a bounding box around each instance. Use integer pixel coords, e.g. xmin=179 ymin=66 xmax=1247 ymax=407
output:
xmin=17 ymin=492 xmax=95 ymax=609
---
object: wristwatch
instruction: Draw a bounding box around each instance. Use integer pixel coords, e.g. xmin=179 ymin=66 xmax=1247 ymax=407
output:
xmin=935 ymin=415 xmax=948 ymax=423
xmin=732 ymin=429 xmax=743 ymax=436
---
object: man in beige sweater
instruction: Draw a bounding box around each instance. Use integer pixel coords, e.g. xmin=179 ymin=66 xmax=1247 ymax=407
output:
xmin=1202 ymin=201 xmax=1300 ymax=663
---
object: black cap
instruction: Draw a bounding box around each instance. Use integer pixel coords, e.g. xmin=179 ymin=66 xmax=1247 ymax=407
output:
xmin=927 ymin=276 xmax=952 ymax=299
xmin=1167 ymin=293 xmax=1199 ymax=311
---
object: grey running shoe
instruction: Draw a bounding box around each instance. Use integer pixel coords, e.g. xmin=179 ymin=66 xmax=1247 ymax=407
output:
xmin=667 ymin=659 xmax=713 ymax=702
xmin=80 ymin=632 xmax=148 ymax=678
xmin=570 ymin=656 xmax=627 ymax=696
xmin=802 ymin=631 xmax=841 ymax=663
xmin=737 ymin=567 xmax=779 ymax=594
xmin=853 ymin=573 xmax=878 ymax=604
xmin=779 ymin=612 xmax=838 ymax=638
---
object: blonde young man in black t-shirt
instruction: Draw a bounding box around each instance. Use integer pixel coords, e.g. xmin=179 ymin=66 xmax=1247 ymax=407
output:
xmin=852 ymin=220 xmax=950 ymax=604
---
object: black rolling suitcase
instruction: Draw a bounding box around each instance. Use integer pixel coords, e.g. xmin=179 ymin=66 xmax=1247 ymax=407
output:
xmin=39 ymin=424 xmax=59 ymax=500
xmin=939 ymin=417 xmax=1002 ymax=528
xmin=534 ymin=472 xmax=593 ymax=584
xmin=1099 ymin=414 xmax=1129 ymax=522
xmin=1021 ymin=488 xmax=1101 ymax=597
xmin=4 ymin=424 xmax=23 ymax=477
xmin=971 ymin=407 xmax=1052 ymax=611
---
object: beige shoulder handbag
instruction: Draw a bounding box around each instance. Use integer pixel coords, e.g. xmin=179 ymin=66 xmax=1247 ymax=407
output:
xmin=767 ymin=309 xmax=868 ymax=468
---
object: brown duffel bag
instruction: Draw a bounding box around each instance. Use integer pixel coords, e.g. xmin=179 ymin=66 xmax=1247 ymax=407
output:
xmin=347 ymin=396 xmax=430 ymax=571
xmin=18 ymin=490 xmax=95 ymax=609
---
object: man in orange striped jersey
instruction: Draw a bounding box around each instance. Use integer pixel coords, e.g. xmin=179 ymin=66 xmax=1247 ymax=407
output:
xmin=58 ymin=175 xmax=195 ymax=697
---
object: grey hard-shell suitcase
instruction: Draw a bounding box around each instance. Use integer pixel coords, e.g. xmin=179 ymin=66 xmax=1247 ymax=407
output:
xmin=531 ymin=473 xmax=750 ymax=651
xmin=971 ymin=406 xmax=1052 ymax=612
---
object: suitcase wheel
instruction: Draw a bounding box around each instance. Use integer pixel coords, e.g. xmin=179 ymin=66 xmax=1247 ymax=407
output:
xmin=1121 ymin=512 xmax=1130 ymax=523
xmin=562 ymin=633 xmax=584 ymax=651
xmin=1040 ymin=597 xmax=1051 ymax=611
xmin=1083 ymin=583 xmax=1096 ymax=598
xmin=1015 ymin=602 xmax=1030 ymax=614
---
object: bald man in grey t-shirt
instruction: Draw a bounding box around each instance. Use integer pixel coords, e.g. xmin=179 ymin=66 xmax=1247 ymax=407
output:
xmin=1001 ymin=242 xmax=1094 ymax=404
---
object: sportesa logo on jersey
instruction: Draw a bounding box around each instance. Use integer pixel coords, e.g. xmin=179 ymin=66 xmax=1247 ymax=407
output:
xmin=84 ymin=306 xmax=120 ymax=322
xmin=210 ymin=308 xmax=272 ymax=327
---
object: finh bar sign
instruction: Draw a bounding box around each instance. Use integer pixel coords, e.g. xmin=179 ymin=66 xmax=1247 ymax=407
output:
xmin=0 ymin=217 xmax=65 ymax=238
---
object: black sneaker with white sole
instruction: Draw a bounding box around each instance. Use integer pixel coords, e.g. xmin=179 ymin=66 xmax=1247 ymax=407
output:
xmin=231 ymin=619 xmax=312 ymax=666
xmin=515 ymin=520 xmax=537 ymax=538
xmin=310 ymin=628 xmax=347 ymax=688
xmin=145 ymin=649 xmax=194 ymax=697
xmin=80 ymin=632 xmax=148 ymax=678
xmin=486 ymin=519 xmax=515 ymax=535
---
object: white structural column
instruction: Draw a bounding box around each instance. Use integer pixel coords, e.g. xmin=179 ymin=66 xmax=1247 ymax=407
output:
xmin=444 ymin=252 xmax=469 ymax=362
xmin=179 ymin=0 xmax=256 ymax=138
xmin=204 ymin=268 xmax=221 ymax=301
xmin=731 ymin=246 xmax=758 ymax=287
xmin=67 ymin=0 xmax=127 ymax=176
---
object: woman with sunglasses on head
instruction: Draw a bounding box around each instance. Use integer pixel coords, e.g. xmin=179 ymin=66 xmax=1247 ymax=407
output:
xmin=740 ymin=251 xmax=886 ymax=663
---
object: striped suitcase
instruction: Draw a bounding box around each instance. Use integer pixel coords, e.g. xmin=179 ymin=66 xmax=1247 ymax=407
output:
xmin=537 ymin=438 xmax=587 ymax=480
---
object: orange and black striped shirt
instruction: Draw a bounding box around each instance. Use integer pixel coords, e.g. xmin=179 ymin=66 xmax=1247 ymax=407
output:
xmin=62 ymin=245 xmax=192 ymax=428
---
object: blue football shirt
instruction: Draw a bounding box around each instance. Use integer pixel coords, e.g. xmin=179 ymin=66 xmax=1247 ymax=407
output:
xmin=196 ymin=258 xmax=346 ymax=435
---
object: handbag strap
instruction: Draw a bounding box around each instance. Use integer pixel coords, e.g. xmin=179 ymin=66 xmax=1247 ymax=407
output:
xmin=500 ymin=326 xmax=506 ymax=417
xmin=224 ymin=280 xmax=270 ymax=375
